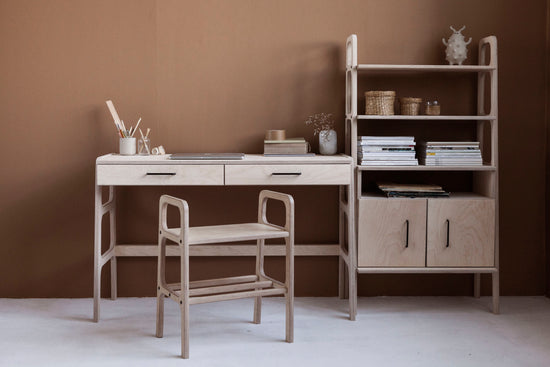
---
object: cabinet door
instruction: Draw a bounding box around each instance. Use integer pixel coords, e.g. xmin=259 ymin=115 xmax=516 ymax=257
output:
xmin=427 ymin=198 xmax=495 ymax=267
xmin=358 ymin=198 xmax=427 ymax=267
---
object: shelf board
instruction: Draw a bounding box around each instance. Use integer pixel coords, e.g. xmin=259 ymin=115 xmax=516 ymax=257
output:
xmin=357 ymin=115 xmax=496 ymax=121
xmin=357 ymin=267 xmax=498 ymax=274
xmin=354 ymin=64 xmax=495 ymax=72
xmin=360 ymin=192 xmax=493 ymax=200
xmin=357 ymin=164 xmax=496 ymax=171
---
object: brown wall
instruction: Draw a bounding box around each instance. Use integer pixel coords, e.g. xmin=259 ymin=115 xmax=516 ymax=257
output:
xmin=546 ymin=0 xmax=550 ymax=298
xmin=0 ymin=0 xmax=547 ymax=297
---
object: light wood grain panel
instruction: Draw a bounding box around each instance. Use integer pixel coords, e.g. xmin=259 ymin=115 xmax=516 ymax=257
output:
xmin=357 ymin=198 xmax=427 ymax=267
xmin=427 ymin=198 xmax=495 ymax=267
xmin=225 ymin=164 xmax=351 ymax=185
xmin=96 ymin=153 xmax=353 ymax=165
xmin=96 ymin=164 xmax=224 ymax=185
xmin=115 ymin=244 xmax=338 ymax=256
xmin=188 ymin=223 xmax=288 ymax=245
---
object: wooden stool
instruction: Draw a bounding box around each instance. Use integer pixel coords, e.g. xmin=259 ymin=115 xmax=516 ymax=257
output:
xmin=155 ymin=190 xmax=294 ymax=359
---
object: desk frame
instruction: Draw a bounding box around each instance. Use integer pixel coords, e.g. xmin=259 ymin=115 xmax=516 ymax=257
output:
xmin=94 ymin=154 xmax=356 ymax=321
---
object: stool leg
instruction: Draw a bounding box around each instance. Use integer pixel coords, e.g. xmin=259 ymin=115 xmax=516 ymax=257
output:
xmin=180 ymin=243 xmax=190 ymax=359
xmin=285 ymin=236 xmax=294 ymax=343
xmin=156 ymin=236 xmax=166 ymax=338
xmin=180 ymin=301 xmax=189 ymax=359
xmin=156 ymin=290 xmax=164 ymax=338
xmin=254 ymin=239 xmax=264 ymax=324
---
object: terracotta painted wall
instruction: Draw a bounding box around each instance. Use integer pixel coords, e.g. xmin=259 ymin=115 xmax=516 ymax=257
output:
xmin=0 ymin=0 xmax=547 ymax=297
xmin=546 ymin=0 xmax=550 ymax=298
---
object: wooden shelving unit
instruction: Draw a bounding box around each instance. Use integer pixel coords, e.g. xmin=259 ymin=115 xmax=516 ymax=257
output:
xmin=344 ymin=34 xmax=499 ymax=319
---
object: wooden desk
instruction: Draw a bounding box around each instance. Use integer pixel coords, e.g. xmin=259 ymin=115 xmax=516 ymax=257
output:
xmin=94 ymin=154 xmax=356 ymax=321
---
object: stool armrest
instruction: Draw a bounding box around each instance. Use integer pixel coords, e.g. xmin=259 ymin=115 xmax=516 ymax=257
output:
xmin=258 ymin=190 xmax=295 ymax=233
xmin=159 ymin=195 xmax=189 ymax=243
xmin=257 ymin=190 xmax=294 ymax=290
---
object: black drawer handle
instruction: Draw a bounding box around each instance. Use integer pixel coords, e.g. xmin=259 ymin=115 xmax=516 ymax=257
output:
xmin=271 ymin=172 xmax=302 ymax=176
xmin=405 ymin=219 xmax=409 ymax=248
xmin=146 ymin=172 xmax=176 ymax=176
xmin=446 ymin=219 xmax=450 ymax=247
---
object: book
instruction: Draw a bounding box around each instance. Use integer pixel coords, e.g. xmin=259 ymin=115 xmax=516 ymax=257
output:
xmin=359 ymin=136 xmax=415 ymax=141
xmin=422 ymin=141 xmax=479 ymax=146
xmin=376 ymin=182 xmax=450 ymax=198
xmin=263 ymin=153 xmax=316 ymax=157
xmin=359 ymin=160 xmax=418 ymax=166
xmin=359 ymin=152 xmax=416 ymax=157
xmin=264 ymin=141 xmax=309 ymax=155
xmin=358 ymin=141 xmax=416 ymax=146
xmin=425 ymin=151 xmax=481 ymax=156
xmin=377 ymin=182 xmax=444 ymax=192
xmin=358 ymin=146 xmax=415 ymax=152
xmin=264 ymin=138 xmax=306 ymax=144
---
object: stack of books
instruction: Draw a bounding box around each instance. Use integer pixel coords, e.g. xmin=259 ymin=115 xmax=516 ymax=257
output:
xmin=264 ymin=137 xmax=310 ymax=156
xmin=377 ymin=182 xmax=449 ymax=198
xmin=357 ymin=136 xmax=418 ymax=166
xmin=418 ymin=141 xmax=482 ymax=166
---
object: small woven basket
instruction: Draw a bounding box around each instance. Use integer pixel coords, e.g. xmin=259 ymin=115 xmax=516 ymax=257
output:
xmin=365 ymin=91 xmax=396 ymax=115
xmin=399 ymin=97 xmax=423 ymax=115
xmin=425 ymin=102 xmax=441 ymax=116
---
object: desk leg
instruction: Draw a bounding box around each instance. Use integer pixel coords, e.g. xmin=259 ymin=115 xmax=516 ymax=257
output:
xmin=347 ymin=180 xmax=357 ymax=321
xmin=93 ymin=185 xmax=117 ymax=322
xmin=109 ymin=186 xmax=117 ymax=300
xmin=93 ymin=185 xmax=102 ymax=322
xmin=338 ymin=187 xmax=345 ymax=299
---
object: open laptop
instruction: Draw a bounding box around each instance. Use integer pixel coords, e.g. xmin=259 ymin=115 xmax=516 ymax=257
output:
xmin=169 ymin=153 xmax=245 ymax=160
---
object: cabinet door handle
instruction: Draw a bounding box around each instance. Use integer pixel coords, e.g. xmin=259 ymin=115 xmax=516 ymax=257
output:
xmin=445 ymin=219 xmax=450 ymax=247
xmin=271 ymin=172 xmax=302 ymax=176
xmin=405 ymin=219 xmax=409 ymax=248
xmin=146 ymin=172 xmax=176 ymax=176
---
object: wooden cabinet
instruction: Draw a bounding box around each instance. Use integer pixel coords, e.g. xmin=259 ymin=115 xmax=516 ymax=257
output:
xmin=358 ymin=197 xmax=426 ymax=267
xmin=358 ymin=196 xmax=495 ymax=268
xmin=427 ymin=198 xmax=495 ymax=267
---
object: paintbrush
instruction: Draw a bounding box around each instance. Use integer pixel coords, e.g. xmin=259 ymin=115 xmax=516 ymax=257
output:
xmin=131 ymin=118 xmax=142 ymax=137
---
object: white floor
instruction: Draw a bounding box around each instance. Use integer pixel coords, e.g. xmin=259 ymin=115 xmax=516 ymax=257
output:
xmin=1 ymin=297 xmax=550 ymax=366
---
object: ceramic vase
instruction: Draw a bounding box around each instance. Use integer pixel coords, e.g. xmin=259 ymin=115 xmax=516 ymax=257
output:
xmin=319 ymin=129 xmax=337 ymax=155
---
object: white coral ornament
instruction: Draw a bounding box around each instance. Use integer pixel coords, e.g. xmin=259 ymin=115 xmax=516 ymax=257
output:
xmin=442 ymin=26 xmax=472 ymax=65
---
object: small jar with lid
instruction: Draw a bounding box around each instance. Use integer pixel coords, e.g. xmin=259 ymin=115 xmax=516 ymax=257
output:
xmin=425 ymin=101 xmax=441 ymax=116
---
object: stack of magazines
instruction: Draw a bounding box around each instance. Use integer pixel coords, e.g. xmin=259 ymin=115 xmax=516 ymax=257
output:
xmin=357 ymin=136 xmax=418 ymax=166
xmin=377 ymin=182 xmax=450 ymax=198
xmin=418 ymin=141 xmax=482 ymax=166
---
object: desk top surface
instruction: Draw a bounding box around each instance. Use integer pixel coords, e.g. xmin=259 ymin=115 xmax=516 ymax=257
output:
xmin=97 ymin=153 xmax=353 ymax=165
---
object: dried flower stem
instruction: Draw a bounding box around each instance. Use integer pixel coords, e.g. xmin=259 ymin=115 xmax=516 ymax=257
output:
xmin=304 ymin=113 xmax=335 ymax=136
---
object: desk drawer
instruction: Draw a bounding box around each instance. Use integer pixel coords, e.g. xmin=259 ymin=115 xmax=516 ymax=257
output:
xmin=97 ymin=165 xmax=224 ymax=186
xmin=225 ymin=164 xmax=351 ymax=185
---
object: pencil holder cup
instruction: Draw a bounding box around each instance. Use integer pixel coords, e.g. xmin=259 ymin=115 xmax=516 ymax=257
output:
xmin=138 ymin=137 xmax=151 ymax=155
xmin=119 ymin=137 xmax=136 ymax=155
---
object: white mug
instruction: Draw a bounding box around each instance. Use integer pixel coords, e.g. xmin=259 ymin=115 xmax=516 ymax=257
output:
xmin=119 ymin=137 xmax=136 ymax=155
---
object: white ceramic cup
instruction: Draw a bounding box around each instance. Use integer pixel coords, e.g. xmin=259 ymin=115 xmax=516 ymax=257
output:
xmin=119 ymin=137 xmax=137 ymax=155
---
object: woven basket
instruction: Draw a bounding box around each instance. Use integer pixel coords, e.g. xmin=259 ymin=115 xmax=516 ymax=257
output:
xmin=399 ymin=97 xmax=422 ymax=115
xmin=365 ymin=91 xmax=396 ymax=115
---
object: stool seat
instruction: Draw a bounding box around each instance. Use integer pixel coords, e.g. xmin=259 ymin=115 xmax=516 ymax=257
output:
xmin=163 ymin=222 xmax=289 ymax=245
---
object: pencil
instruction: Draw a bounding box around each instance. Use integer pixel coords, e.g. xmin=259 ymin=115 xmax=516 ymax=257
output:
xmin=131 ymin=118 xmax=142 ymax=137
